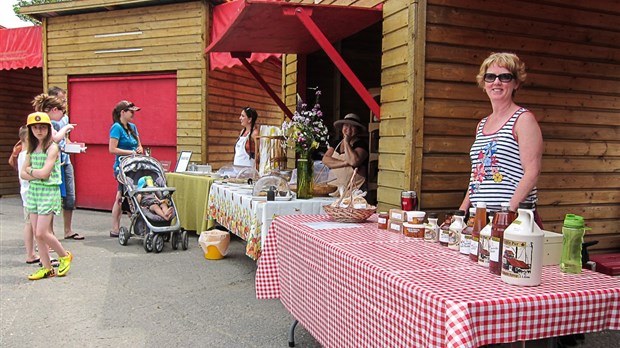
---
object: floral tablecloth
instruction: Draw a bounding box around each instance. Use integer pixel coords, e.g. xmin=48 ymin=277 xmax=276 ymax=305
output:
xmin=207 ymin=182 xmax=334 ymax=260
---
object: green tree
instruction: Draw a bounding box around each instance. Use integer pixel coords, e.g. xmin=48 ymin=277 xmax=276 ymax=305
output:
xmin=13 ymin=0 xmax=68 ymax=25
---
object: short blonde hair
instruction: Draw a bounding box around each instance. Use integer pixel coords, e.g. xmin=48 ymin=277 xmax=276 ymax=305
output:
xmin=476 ymin=52 xmax=527 ymax=88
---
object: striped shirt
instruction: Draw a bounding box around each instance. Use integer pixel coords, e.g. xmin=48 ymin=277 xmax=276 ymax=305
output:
xmin=468 ymin=108 xmax=537 ymax=211
xmin=29 ymin=145 xmax=62 ymax=186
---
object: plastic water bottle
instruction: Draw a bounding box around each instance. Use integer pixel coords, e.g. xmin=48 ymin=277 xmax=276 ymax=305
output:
xmin=560 ymin=214 xmax=585 ymax=274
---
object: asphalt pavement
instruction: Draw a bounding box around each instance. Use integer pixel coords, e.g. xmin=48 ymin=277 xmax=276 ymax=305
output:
xmin=0 ymin=195 xmax=320 ymax=348
xmin=1 ymin=195 xmax=618 ymax=348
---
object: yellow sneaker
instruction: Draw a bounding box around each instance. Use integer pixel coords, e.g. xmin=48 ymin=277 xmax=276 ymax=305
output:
xmin=57 ymin=251 xmax=73 ymax=277
xmin=28 ymin=267 xmax=56 ymax=280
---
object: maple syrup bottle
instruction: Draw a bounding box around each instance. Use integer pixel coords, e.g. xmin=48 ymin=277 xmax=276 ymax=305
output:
xmin=469 ymin=202 xmax=487 ymax=262
xmin=489 ymin=203 xmax=516 ymax=275
xmin=439 ymin=212 xmax=453 ymax=247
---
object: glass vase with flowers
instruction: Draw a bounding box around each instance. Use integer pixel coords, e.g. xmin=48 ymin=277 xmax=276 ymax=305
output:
xmin=282 ymin=88 xmax=330 ymax=199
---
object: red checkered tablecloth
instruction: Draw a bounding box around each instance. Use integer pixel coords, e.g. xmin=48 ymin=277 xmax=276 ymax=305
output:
xmin=255 ymin=214 xmax=620 ymax=348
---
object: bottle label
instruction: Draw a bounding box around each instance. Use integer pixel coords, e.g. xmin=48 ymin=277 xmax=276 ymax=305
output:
xmin=448 ymin=227 xmax=461 ymax=249
xmin=489 ymin=237 xmax=500 ymax=262
xmin=439 ymin=229 xmax=450 ymax=243
xmin=470 ymin=238 xmax=479 ymax=256
xmin=378 ymin=217 xmax=387 ymax=224
xmin=478 ymin=235 xmax=490 ymax=266
xmin=460 ymin=235 xmax=471 ymax=254
xmin=501 ymin=238 xmax=533 ymax=279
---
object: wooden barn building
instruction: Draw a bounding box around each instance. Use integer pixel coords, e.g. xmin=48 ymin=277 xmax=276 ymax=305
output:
xmin=21 ymin=0 xmax=620 ymax=253
xmin=20 ymin=0 xmax=283 ymax=210
xmin=0 ymin=26 xmax=44 ymax=197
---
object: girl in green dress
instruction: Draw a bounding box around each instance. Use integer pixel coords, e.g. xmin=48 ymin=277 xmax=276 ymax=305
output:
xmin=20 ymin=112 xmax=73 ymax=280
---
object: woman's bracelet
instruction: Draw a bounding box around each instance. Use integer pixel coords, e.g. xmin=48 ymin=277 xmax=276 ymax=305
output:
xmin=29 ymin=168 xmax=34 ymax=177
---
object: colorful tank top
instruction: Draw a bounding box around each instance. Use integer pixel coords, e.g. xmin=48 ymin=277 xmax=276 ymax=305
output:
xmin=29 ymin=144 xmax=62 ymax=186
xmin=467 ymin=108 xmax=537 ymax=211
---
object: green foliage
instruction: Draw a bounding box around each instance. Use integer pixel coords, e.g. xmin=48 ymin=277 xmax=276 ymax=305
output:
xmin=13 ymin=0 xmax=69 ymax=25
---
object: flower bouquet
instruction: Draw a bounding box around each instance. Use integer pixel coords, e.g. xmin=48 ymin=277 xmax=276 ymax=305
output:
xmin=281 ymin=88 xmax=330 ymax=198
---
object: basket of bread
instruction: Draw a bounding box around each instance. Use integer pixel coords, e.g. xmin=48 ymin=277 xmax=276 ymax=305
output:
xmin=323 ymin=169 xmax=376 ymax=223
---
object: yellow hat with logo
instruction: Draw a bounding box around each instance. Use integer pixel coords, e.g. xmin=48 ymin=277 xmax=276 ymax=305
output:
xmin=27 ymin=112 xmax=52 ymax=126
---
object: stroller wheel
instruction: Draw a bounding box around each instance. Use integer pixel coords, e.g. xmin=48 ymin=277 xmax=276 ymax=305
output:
xmin=143 ymin=233 xmax=154 ymax=253
xmin=171 ymin=232 xmax=179 ymax=250
xmin=181 ymin=230 xmax=189 ymax=250
xmin=153 ymin=234 xmax=164 ymax=253
xmin=118 ymin=227 xmax=130 ymax=246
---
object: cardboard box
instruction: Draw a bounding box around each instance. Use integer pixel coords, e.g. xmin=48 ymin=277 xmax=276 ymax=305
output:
xmin=387 ymin=219 xmax=403 ymax=234
xmin=389 ymin=209 xmax=406 ymax=222
xmin=543 ymin=230 xmax=563 ymax=266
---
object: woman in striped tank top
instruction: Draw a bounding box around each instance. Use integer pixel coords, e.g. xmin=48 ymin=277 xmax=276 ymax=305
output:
xmin=459 ymin=53 xmax=543 ymax=221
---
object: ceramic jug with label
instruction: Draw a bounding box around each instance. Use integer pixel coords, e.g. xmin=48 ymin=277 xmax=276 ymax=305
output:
xmin=501 ymin=202 xmax=544 ymax=286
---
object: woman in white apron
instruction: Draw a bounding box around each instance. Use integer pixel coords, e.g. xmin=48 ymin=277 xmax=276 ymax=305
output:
xmin=322 ymin=113 xmax=369 ymax=190
xmin=233 ymin=107 xmax=259 ymax=167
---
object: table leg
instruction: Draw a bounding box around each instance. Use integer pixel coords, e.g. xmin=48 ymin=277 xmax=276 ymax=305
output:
xmin=288 ymin=319 xmax=299 ymax=347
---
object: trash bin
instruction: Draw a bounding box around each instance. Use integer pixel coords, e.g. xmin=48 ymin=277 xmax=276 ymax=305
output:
xmin=199 ymin=230 xmax=230 ymax=260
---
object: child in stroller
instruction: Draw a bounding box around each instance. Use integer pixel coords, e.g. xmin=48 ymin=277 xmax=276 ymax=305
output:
xmin=116 ymin=155 xmax=187 ymax=253
xmin=136 ymin=175 xmax=173 ymax=221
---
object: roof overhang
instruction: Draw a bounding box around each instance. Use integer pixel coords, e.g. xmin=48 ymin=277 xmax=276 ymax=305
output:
xmin=0 ymin=26 xmax=42 ymax=70
xmin=206 ymin=0 xmax=383 ymax=119
xmin=207 ymin=0 xmax=382 ymax=55
xmin=19 ymin=0 xmax=197 ymax=21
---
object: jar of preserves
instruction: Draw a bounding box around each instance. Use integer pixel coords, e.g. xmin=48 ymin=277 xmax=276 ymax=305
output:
xmin=377 ymin=212 xmax=389 ymax=230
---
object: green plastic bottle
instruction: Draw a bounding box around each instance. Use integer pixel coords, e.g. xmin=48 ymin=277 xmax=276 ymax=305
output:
xmin=560 ymin=214 xmax=585 ymax=274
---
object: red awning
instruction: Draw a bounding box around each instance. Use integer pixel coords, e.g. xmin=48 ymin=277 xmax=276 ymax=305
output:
xmin=209 ymin=0 xmax=281 ymax=70
xmin=206 ymin=0 xmax=382 ymax=119
xmin=207 ymin=0 xmax=381 ymax=54
xmin=0 ymin=26 xmax=42 ymax=70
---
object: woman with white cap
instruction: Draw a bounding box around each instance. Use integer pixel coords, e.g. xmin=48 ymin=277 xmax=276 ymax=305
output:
xmin=322 ymin=113 xmax=369 ymax=188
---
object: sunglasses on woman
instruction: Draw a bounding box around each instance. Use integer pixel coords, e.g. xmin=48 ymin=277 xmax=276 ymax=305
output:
xmin=484 ymin=73 xmax=514 ymax=83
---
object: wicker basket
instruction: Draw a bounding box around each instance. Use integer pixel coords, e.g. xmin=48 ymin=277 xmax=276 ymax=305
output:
xmin=323 ymin=204 xmax=376 ymax=223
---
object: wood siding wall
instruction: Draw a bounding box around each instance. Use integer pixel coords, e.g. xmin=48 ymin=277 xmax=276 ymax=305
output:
xmin=43 ymin=1 xmax=208 ymax=162
xmin=0 ymin=68 xmax=43 ymax=196
xmin=422 ymin=0 xmax=620 ymax=252
xmin=287 ymin=0 xmax=620 ymax=251
xmin=207 ymin=60 xmax=284 ymax=169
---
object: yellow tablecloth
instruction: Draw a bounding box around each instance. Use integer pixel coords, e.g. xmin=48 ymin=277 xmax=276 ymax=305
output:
xmin=165 ymin=172 xmax=215 ymax=233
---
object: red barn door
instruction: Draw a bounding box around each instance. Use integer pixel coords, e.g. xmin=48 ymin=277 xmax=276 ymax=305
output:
xmin=68 ymin=73 xmax=178 ymax=210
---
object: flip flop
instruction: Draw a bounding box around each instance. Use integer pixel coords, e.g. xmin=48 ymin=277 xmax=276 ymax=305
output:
xmin=109 ymin=231 xmax=120 ymax=238
xmin=64 ymin=233 xmax=85 ymax=240
xmin=38 ymin=259 xmax=59 ymax=267
xmin=26 ymin=258 xmax=40 ymax=264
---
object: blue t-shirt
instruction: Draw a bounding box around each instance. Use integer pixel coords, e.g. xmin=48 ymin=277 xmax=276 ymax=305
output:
xmin=51 ymin=115 xmax=71 ymax=164
xmin=109 ymin=122 xmax=139 ymax=175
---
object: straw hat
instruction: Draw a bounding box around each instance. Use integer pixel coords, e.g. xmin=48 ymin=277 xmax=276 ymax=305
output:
xmin=333 ymin=113 xmax=366 ymax=132
xmin=27 ymin=112 xmax=51 ymax=126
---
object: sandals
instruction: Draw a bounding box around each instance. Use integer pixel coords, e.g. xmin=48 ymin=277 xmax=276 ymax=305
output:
xmin=109 ymin=231 xmax=120 ymax=238
xmin=64 ymin=233 xmax=85 ymax=240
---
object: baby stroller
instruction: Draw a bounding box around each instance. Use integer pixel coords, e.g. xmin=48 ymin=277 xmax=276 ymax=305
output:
xmin=116 ymin=155 xmax=189 ymax=253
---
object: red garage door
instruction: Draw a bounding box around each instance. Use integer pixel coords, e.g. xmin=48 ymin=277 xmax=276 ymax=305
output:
xmin=68 ymin=73 xmax=178 ymax=210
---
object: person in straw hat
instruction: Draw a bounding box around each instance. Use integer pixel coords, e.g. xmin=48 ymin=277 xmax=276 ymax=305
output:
xmin=322 ymin=113 xmax=369 ymax=191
